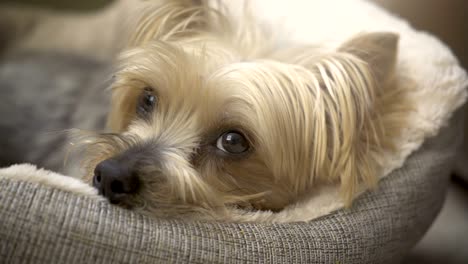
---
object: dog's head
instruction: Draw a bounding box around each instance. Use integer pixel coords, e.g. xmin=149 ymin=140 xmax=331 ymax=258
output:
xmin=78 ymin=3 xmax=401 ymax=219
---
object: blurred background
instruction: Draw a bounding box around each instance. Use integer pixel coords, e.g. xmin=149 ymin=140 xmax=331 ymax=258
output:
xmin=0 ymin=0 xmax=467 ymax=263
xmin=1 ymin=0 xmax=467 ymax=68
xmin=0 ymin=0 xmax=111 ymax=11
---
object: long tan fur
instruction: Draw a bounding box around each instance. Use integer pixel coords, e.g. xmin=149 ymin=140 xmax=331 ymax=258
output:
xmin=74 ymin=0 xmax=409 ymax=220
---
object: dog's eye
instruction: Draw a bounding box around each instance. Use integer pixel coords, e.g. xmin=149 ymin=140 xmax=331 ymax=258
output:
xmin=216 ymin=131 xmax=249 ymax=154
xmin=137 ymin=87 xmax=156 ymax=117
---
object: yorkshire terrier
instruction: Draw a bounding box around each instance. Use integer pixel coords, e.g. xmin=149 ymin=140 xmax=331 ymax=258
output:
xmin=3 ymin=0 xmax=408 ymax=220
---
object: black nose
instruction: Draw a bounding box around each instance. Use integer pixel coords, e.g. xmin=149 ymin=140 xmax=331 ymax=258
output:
xmin=93 ymin=159 xmax=139 ymax=204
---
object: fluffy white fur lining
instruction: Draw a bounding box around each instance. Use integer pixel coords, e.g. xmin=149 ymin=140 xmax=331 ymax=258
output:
xmin=0 ymin=0 xmax=466 ymax=222
xmin=0 ymin=164 xmax=101 ymax=199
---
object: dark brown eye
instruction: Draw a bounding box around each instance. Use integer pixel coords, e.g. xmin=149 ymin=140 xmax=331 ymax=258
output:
xmin=137 ymin=87 xmax=156 ymax=117
xmin=216 ymin=131 xmax=249 ymax=154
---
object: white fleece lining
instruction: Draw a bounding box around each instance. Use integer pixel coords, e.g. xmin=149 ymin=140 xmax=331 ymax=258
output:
xmin=0 ymin=164 xmax=101 ymax=199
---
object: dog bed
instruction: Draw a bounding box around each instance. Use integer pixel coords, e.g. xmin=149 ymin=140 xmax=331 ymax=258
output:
xmin=0 ymin=113 xmax=463 ymax=263
xmin=0 ymin=0 xmax=467 ymax=263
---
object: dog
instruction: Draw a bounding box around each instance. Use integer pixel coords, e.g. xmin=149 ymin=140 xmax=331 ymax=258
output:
xmin=70 ymin=0 xmax=409 ymax=220
xmin=2 ymin=0 xmax=408 ymax=220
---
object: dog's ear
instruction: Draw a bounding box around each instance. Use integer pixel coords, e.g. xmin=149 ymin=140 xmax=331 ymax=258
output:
xmin=332 ymin=32 xmax=399 ymax=204
xmin=339 ymin=32 xmax=399 ymax=84
xmin=275 ymin=32 xmax=401 ymax=205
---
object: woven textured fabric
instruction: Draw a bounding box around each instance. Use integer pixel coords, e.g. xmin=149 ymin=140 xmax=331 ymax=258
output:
xmin=0 ymin=112 xmax=462 ymax=264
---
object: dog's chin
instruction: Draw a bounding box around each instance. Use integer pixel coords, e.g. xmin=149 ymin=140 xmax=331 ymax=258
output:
xmin=94 ymin=191 xmax=212 ymax=220
xmin=97 ymin=188 xmax=265 ymax=221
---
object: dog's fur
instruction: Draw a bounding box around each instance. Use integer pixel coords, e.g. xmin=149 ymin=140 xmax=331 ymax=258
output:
xmin=2 ymin=0 xmax=409 ymax=220
xmin=69 ymin=1 xmax=409 ymax=220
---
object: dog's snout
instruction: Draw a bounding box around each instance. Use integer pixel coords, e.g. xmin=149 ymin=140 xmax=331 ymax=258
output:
xmin=93 ymin=159 xmax=139 ymax=204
